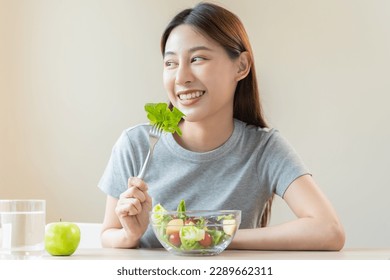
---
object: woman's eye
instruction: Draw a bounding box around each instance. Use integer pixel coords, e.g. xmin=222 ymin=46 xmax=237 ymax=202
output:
xmin=191 ymin=56 xmax=206 ymax=63
xmin=164 ymin=60 xmax=177 ymax=68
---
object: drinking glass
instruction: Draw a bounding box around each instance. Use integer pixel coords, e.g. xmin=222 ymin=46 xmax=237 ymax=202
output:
xmin=0 ymin=200 xmax=46 ymax=259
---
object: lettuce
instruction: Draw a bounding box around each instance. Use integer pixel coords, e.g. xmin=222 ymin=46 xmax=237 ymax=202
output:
xmin=151 ymin=203 xmax=169 ymax=225
xmin=179 ymin=226 xmax=205 ymax=250
xmin=176 ymin=199 xmax=186 ymax=219
xmin=217 ymin=214 xmax=234 ymax=221
xmin=207 ymin=229 xmax=225 ymax=245
xmin=144 ymin=103 xmax=185 ymax=136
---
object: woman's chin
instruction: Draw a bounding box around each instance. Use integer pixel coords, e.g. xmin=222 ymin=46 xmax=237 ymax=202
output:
xmin=177 ymin=108 xmax=194 ymax=120
xmin=174 ymin=104 xmax=208 ymax=123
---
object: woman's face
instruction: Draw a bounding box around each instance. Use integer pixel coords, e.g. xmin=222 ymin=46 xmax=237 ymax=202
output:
xmin=163 ymin=24 xmax=241 ymax=123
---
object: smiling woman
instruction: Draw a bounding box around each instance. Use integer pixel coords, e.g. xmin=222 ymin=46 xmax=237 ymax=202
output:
xmin=1 ymin=0 xmax=389 ymax=252
xmin=97 ymin=2 xmax=345 ymax=251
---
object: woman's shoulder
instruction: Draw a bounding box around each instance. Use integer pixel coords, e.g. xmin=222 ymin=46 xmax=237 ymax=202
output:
xmin=235 ymin=119 xmax=279 ymax=141
xmin=114 ymin=123 xmax=151 ymax=146
xmin=123 ymin=123 xmax=150 ymax=136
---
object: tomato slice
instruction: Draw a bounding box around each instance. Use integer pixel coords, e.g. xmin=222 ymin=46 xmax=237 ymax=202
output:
xmin=199 ymin=232 xmax=212 ymax=247
xmin=168 ymin=232 xmax=181 ymax=247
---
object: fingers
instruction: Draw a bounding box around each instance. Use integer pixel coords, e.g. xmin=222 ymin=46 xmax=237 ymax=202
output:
xmin=120 ymin=186 xmax=147 ymax=203
xmin=144 ymin=192 xmax=153 ymax=211
xmin=116 ymin=177 xmax=151 ymax=218
xmin=128 ymin=177 xmax=148 ymax=192
xmin=120 ymin=177 xmax=148 ymax=201
xmin=116 ymin=197 xmax=142 ymax=217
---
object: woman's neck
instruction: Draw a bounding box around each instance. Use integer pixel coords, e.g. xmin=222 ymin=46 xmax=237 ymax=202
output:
xmin=173 ymin=118 xmax=234 ymax=152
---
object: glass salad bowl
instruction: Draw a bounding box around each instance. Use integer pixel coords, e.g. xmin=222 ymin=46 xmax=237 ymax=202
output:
xmin=149 ymin=208 xmax=241 ymax=256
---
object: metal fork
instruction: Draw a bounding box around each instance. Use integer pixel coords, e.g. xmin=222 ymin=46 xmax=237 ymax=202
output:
xmin=137 ymin=123 xmax=163 ymax=179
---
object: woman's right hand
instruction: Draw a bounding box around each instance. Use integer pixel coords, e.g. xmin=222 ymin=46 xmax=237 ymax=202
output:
xmin=115 ymin=177 xmax=152 ymax=245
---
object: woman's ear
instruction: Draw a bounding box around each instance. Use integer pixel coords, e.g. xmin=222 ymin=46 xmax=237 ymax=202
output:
xmin=235 ymin=51 xmax=251 ymax=81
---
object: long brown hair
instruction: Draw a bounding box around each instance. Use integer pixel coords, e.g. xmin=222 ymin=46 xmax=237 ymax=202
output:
xmin=161 ymin=2 xmax=273 ymax=227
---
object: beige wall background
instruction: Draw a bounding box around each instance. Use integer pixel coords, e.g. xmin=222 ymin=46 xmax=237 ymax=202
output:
xmin=1 ymin=0 xmax=389 ymax=248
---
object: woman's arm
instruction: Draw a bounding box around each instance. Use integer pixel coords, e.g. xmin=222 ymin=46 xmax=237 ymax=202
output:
xmin=100 ymin=177 xmax=152 ymax=248
xmin=229 ymin=175 xmax=345 ymax=250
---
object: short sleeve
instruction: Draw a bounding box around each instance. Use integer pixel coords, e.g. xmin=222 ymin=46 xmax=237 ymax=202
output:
xmin=97 ymin=131 xmax=134 ymax=198
xmin=258 ymin=130 xmax=311 ymax=198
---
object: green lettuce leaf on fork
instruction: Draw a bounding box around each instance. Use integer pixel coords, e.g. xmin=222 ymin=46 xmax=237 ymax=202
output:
xmin=144 ymin=103 xmax=185 ymax=136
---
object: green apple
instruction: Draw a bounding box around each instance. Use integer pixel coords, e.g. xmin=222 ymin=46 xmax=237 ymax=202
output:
xmin=45 ymin=222 xmax=81 ymax=256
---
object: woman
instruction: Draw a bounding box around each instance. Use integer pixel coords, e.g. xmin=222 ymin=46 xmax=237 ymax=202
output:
xmin=98 ymin=2 xmax=345 ymax=250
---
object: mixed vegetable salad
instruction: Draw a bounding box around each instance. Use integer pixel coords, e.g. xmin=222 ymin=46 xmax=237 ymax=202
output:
xmin=151 ymin=200 xmax=238 ymax=251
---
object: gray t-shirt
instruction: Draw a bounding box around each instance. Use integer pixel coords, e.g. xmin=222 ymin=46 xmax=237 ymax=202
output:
xmin=98 ymin=119 xmax=310 ymax=248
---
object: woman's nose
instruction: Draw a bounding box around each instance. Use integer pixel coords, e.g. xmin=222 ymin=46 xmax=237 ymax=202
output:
xmin=175 ymin=64 xmax=194 ymax=85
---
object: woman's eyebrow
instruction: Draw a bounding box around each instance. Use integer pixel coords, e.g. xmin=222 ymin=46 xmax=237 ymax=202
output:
xmin=164 ymin=45 xmax=213 ymax=57
xmin=189 ymin=45 xmax=213 ymax=53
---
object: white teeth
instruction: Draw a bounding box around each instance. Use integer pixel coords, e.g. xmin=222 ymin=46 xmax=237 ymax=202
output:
xmin=179 ymin=91 xmax=204 ymax=100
